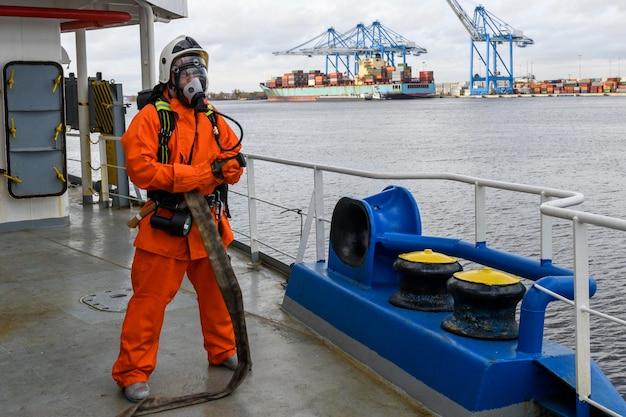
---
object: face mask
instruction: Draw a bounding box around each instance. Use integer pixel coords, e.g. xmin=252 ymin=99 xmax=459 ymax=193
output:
xmin=170 ymin=56 xmax=208 ymax=109
xmin=182 ymin=76 xmax=207 ymax=109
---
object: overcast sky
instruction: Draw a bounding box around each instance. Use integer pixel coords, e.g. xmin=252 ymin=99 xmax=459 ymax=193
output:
xmin=60 ymin=0 xmax=626 ymax=95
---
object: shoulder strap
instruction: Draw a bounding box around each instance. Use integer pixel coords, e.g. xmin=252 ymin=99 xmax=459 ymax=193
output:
xmin=151 ymin=98 xmax=220 ymax=165
xmin=154 ymin=99 xmax=176 ymax=164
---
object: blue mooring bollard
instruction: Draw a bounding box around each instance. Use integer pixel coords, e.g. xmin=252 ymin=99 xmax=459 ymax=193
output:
xmin=389 ymin=249 xmax=462 ymax=312
xmin=441 ymin=268 xmax=526 ymax=340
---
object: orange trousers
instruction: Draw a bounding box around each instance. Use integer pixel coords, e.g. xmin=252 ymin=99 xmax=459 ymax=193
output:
xmin=112 ymin=248 xmax=236 ymax=388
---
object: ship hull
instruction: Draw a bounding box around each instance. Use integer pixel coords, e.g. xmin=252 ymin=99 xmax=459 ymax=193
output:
xmin=260 ymin=82 xmax=437 ymax=102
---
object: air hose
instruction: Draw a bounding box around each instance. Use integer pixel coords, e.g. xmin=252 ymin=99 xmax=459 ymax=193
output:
xmin=210 ymin=109 xmax=243 ymax=152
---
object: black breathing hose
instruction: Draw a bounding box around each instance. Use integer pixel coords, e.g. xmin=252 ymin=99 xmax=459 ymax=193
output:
xmin=212 ymin=109 xmax=244 ymax=152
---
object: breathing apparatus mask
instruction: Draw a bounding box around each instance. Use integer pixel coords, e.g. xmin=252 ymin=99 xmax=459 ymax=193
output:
xmin=170 ymin=55 xmax=209 ymax=110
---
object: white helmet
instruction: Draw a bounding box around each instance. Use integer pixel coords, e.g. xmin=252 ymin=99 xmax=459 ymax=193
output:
xmin=158 ymin=35 xmax=209 ymax=84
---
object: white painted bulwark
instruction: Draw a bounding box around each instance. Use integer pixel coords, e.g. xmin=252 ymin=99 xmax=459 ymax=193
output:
xmin=0 ymin=0 xmax=188 ymax=231
xmin=0 ymin=16 xmax=69 ymax=231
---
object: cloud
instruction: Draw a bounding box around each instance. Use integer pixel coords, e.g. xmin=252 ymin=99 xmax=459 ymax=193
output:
xmin=60 ymin=0 xmax=626 ymax=95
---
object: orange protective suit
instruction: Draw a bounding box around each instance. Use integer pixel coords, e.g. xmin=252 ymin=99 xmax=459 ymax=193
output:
xmin=112 ymin=90 xmax=243 ymax=388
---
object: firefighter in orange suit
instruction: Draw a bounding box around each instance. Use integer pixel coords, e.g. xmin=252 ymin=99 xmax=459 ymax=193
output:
xmin=112 ymin=36 xmax=245 ymax=403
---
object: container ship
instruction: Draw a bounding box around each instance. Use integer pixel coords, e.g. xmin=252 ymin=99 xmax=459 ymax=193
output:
xmin=260 ymin=56 xmax=436 ymax=101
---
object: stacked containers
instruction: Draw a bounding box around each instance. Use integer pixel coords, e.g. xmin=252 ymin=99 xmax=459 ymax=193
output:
xmin=419 ymin=71 xmax=434 ymax=83
xmin=267 ymin=70 xmax=338 ymax=87
xmin=402 ymin=65 xmax=412 ymax=82
xmin=278 ymin=70 xmax=307 ymax=87
xmin=328 ymin=72 xmax=344 ymax=86
xmin=604 ymin=77 xmax=619 ymax=92
xmin=563 ymin=79 xmax=578 ymax=94
xmin=392 ymin=63 xmax=412 ymax=83
xmin=308 ymin=70 xmax=322 ymax=86
xmin=293 ymin=70 xmax=307 ymax=87
xmin=264 ymin=77 xmax=283 ymax=88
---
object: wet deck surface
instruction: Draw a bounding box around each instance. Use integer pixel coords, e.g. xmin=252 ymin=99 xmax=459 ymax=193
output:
xmin=0 ymin=186 xmax=432 ymax=417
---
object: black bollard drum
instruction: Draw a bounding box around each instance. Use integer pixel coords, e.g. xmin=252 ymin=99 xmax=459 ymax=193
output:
xmin=441 ymin=268 xmax=526 ymax=340
xmin=389 ymin=249 xmax=463 ymax=312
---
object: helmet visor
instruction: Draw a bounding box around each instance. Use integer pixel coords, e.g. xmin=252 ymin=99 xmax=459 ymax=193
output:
xmin=179 ymin=66 xmax=207 ymax=80
xmin=172 ymin=56 xmax=207 ymax=78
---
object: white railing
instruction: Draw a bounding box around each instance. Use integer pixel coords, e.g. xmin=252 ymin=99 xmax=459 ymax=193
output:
xmin=91 ymin=145 xmax=625 ymax=416
xmin=242 ymin=152 xmax=626 ymax=417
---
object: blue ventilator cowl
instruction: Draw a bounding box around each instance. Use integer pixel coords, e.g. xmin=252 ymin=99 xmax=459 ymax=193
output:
xmin=389 ymin=249 xmax=462 ymax=311
xmin=441 ymin=267 xmax=526 ymax=340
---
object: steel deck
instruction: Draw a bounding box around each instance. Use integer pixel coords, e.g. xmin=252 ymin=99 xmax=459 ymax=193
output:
xmin=0 ymin=185 xmax=433 ymax=417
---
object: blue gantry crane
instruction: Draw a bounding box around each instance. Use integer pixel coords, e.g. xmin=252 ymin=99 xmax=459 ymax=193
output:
xmin=445 ymin=0 xmax=533 ymax=95
xmin=273 ymin=21 xmax=427 ymax=79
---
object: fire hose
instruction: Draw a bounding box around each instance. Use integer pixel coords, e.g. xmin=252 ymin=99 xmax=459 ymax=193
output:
xmin=117 ymin=189 xmax=251 ymax=416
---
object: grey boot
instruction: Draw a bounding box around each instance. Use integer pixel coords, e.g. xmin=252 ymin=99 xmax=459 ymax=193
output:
xmin=124 ymin=382 xmax=150 ymax=402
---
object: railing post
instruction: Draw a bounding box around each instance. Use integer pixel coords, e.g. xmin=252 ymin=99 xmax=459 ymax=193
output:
xmin=573 ymin=216 xmax=591 ymax=409
xmin=246 ymin=158 xmax=260 ymax=263
xmin=296 ymin=193 xmax=316 ymax=263
xmin=76 ymin=29 xmax=93 ymax=205
xmin=540 ymin=192 xmax=553 ymax=264
xmin=313 ymin=168 xmax=325 ymax=262
xmin=109 ymin=82 xmax=130 ymax=208
xmin=98 ymin=135 xmax=110 ymax=208
xmin=474 ymin=182 xmax=486 ymax=245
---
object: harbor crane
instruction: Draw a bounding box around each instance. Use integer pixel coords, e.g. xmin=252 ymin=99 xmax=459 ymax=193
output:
xmin=445 ymin=0 xmax=533 ymax=95
xmin=273 ymin=21 xmax=427 ymax=79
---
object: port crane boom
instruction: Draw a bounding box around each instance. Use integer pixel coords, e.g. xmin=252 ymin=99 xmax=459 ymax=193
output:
xmin=446 ymin=0 xmax=481 ymax=41
xmin=445 ymin=0 xmax=533 ymax=95
xmin=273 ymin=21 xmax=427 ymax=79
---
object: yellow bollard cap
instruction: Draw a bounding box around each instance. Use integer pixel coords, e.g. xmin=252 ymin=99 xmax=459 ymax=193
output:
xmin=453 ymin=267 xmax=520 ymax=285
xmin=398 ymin=249 xmax=457 ymax=264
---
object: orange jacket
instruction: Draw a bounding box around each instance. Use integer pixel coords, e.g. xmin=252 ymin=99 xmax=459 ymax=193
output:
xmin=122 ymin=91 xmax=242 ymax=260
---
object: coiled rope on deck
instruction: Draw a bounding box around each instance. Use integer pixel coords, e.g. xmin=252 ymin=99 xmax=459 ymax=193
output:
xmin=116 ymin=189 xmax=252 ymax=417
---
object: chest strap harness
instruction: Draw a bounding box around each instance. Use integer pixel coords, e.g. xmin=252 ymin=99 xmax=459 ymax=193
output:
xmin=149 ymin=98 xmax=230 ymax=236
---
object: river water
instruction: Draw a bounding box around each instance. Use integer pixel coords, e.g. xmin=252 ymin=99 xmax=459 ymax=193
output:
xmin=69 ymin=95 xmax=626 ymax=395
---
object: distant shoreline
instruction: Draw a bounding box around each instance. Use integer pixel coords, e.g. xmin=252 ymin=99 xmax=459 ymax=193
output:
xmin=124 ymin=91 xmax=626 ymax=102
xmin=445 ymin=92 xmax=626 ymax=98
